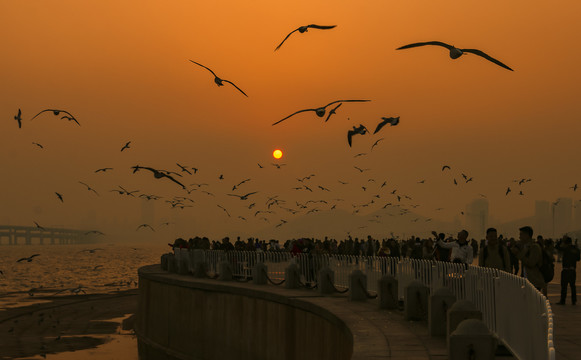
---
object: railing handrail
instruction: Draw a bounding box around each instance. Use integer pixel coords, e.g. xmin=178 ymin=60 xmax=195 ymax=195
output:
xmin=178 ymin=249 xmax=554 ymax=360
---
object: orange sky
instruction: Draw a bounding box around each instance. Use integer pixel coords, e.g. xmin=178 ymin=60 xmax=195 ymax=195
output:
xmin=2 ymin=0 xmax=581 ymax=240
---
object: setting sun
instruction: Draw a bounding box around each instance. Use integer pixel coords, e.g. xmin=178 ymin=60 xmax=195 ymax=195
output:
xmin=273 ymin=149 xmax=283 ymax=159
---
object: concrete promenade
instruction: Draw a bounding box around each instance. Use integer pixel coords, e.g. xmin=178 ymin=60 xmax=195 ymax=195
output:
xmin=546 ymin=261 xmax=581 ymax=360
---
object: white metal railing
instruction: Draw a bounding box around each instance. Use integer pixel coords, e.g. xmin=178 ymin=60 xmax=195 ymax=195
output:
xmin=177 ymin=249 xmax=554 ymax=360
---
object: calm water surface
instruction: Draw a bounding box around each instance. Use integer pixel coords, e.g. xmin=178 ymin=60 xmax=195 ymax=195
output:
xmin=0 ymin=242 xmax=167 ymax=360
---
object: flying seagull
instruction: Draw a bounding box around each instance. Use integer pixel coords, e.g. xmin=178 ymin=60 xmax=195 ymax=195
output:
xmin=227 ymin=191 xmax=258 ymax=200
xmin=14 ymin=109 xmax=22 ymax=128
xmin=136 ymin=224 xmax=155 ymax=232
xmin=131 ymin=165 xmax=186 ymax=189
xmin=79 ymin=181 xmax=99 ymax=196
xmin=30 ymin=109 xmax=80 ymax=125
xmin=506 ymin=187 xmax=511 ymax=195
xmin=571 ymin=184 xmax=578 ymax=191
xmin=95 ymin=167 xmax=113 ymax=173
xmin=189 ymin=60 xmax=248 ymax=97
xmin=275 ymin=24 xmax=337 ymax=51
xmin=273 ymin=100 xmax=370 ymax=126
xmin=176 ymin=163 xmax=192 ymax=175
xmin=442 ymin=165 xmax=451 ymax=171
xmin=347 ymin=124 xmax=369 ymax=147
xmin=370 ymin=138 xmax=384 ymax=151
xmin=325 ymin=103 xmax=342 ymax=122
xmin=55 ymin=192 xmax=64 ymax=202
xmin=373 ymin=116 xmax=400 ymax=134
xmin=17 ymin=254 xmax=40 ymax=263
xmin=32 ymin=142 xmax=44 ymax=149
xmin=120 ymin=141 xmax=131 ymax=152
xmin=396 ymin=41 xmax=513 ymax=71
xmin=34 ymin=221 xmax=45 ymax=230
xmin=217 ymin=205 xmax=231 ymax=217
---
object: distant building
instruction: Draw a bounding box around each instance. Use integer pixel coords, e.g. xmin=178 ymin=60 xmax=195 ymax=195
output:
xmin=534 ymin=200 xmax=551 ymax=238
xmin=465 ymin=199 xmax=489 ymax=238
xmin=553 ymin=198 xmax=572 ymax=237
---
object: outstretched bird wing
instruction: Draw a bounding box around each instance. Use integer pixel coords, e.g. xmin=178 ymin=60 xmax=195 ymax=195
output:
xmin=275 ymin=28 xmax=301 ymax=51
xmin=306 ymin=24 xmax=337 ymax=30
xmin=325 ymin=103 xmax=342 ymax=122
xmin=396 ymin=41 xmax=454 ymax=51
xmin=461 ymin=48 xmax=513 ymax=71
xmin=272 ymin=108 xmax=317 ymax=126
xmin=30 ymin=109 xmax=52 ymax=121
xmin=374 ymin=119 xmax=388 ymax=134
xmin=189 ymin=60 xmax=218 ymax=77
xmin=222 ymin=80 xmax=248 ymax=97
xmin=160 ymin=173 xmax=186 ymax=189
xmin=347 ymin=129 xmax=356 ymax=147
xmin=323 ymin=99 xmax=370 ymax=108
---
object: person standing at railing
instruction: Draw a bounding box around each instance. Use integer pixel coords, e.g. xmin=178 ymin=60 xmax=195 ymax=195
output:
xmin=435 ymin=230 xmax=473 ymax=266
xmin=511 ymin=226 xmax=546 ymax=294
xmin=422 ymin=238 xmax=434 ymax=260
xmin=432 ymin=232 xmax=451 ymax=262
xmin=556 ymin=235 xmax=580 ymax=305
xmin=478 ymin=228 xmax=511 ymax=272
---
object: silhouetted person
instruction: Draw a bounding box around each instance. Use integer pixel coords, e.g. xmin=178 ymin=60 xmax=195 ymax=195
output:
xmin=479 ymin=228 xmax=511 ymax=272
xmin=436 ymin=230 xmax=473 ymax=266
xmin=556 ymin=236 xmax=580 ymax=305
xmin=511 ymin=226 xmax=545 ymax=294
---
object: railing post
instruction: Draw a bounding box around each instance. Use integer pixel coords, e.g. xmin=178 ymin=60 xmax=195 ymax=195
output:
xmin=404 ymin=280 xmax=429 ymax=320
xmin=318 ymin=266 xmax=335 ymax=295
xmin=348 ymin=270 xmax=367 ymax=301
xmin=218 ymin=261 xmax=232 ymax=281
xmin=447 ymin=300 xmax=482 ymax=343
xmin=252 ymin=262 xmax=267 ymax=285
xmin=285 ymin=262 xmax=301 ymax=289
xmin=378 ymin=275 xmax=398 ymax=309
xmin=448 ymin=319 xmax=497 ymax=360
xmin=429 ymin=287 xmax=457 ymax=337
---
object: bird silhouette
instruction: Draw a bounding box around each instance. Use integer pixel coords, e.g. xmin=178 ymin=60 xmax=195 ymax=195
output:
xmin=136 ymin=224 xmax=155 ymax=232
xmin=227 ymin=192 xmax=258 ymax=200
xmin=55 ymin=192 xmax=64 ymax=202
xmin=442 ymin=165 xmax=451 ymax=171
xmin=273 ymin=100 xmax=370 ymax=126
xmin=354 ymin=166 xmax=370 ymax=173
xmin=189 ymin=60 xmax=248 ymax=97
xmin=373 ymin=116 xmax=400 ymax=134
xmin=217 ymin=205 xmax=231 ymax=217
xmin=95 ymin=168 xmax=113 ymax=173
xmin=120 ymin=141 xmax=131 ymax=152
xmin=79 ymin=181 xmax=99 ymax=196
xmin=325 ymin=103 xmax=342 ymax=122
xmin=30 ymin=109 xmax=80 ymax=125
xmin=84 ymin=230 xmax=105 ymax=235
xmin=571 ymin=184 xmax=578 ymax=191
xmin=131 ymin=165 xmax=185 ymax=189
xmin=176 ymin=163 xmax=192 ymax=175
xmin=34 ymin=221 xmax=45 ymax=230
xmin=370 ymin=138 xmax=384 ymax=151
xmin=347 ymin=124 xmax=369 ymax=147
xmin=274 ymin=24 xmax=337 ymax=51
xmin=396 ymin=41 xmax=513 ymax=71
xmin=506 ymin=187 xmax=511 ymax=195
xmin=17 ymin=254 xmax=40 ymax=263
xmin=14 ymin=109 xmax=22 ymax=128
xmin=32 ymin=142 xmax=44 ymax=149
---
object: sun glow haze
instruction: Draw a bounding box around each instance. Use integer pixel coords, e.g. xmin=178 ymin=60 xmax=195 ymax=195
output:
xmin=273 ymin=149 xmax=283 ymax=159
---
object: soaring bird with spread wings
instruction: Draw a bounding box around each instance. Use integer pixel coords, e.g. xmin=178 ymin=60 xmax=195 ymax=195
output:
xmin=189 ymin=60 xmax=248 ymax=97
xmin=30 ymin=109 xmax=80 ymax=125
xmin=273 ymin=100 xmax=370 ymax=126
xmin=131 ymin=165 xmax=186 ymax=189
xmin=396 ymin=41 xmax=513 ymax=71
xmin=275 ymin=24 xmax=337 ymax=51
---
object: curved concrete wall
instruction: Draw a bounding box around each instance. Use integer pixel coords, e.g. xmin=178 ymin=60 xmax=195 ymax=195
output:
xmin=136 ymin=265 xmax=353 ymax=360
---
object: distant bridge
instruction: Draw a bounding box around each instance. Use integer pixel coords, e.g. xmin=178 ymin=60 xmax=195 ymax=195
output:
xmin=0 ymin=225 xmax=103 ymax=245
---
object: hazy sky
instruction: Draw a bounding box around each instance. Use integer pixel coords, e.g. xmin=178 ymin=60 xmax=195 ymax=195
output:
xmin=2 ymin=1 xmax=581 ymax=240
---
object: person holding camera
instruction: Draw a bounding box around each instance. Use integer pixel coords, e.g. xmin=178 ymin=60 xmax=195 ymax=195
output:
xmin=511 ymin=226 xmax=546 ymax=294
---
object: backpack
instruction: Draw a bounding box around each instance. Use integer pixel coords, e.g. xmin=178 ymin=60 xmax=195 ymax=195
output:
xmin=483 ymin=245 xmax=506 ymax=269
xmin=539 ymin=250 xmax=554 ymax=283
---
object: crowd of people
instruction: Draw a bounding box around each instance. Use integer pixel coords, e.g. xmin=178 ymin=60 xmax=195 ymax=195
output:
xmin=171 ymin=225 xmax=580 ymax=304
